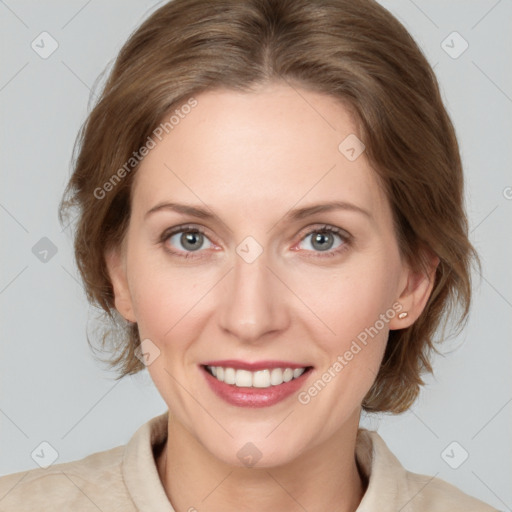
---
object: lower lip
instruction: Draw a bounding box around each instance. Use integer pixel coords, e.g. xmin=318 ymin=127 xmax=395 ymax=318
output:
xmin=201 ymin=366 xmax=312 ymax=408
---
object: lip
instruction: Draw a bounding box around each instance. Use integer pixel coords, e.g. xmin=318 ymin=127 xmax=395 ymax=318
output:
xmin=202 ymin=359 xmax=309 ymax=371
xmin=200 ymin=363 xmax=313 ymax=408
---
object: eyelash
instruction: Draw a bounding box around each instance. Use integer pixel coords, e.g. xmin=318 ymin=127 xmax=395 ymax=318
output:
xmin=159 ymin=223 xmax=351 ymax=260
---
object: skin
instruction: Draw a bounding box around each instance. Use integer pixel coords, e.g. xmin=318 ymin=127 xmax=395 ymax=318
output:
xmin=106 ymin=81 xmax=437 ymax=512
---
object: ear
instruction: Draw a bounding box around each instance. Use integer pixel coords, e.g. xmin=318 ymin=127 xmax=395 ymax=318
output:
xmin=105 ymin=245 xmax=136 ymax=323
xmin=389 ymin=251 xmax=440 ymax=330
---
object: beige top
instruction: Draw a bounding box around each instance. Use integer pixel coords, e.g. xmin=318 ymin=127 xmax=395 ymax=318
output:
xmin=0 ymin=410 xmax=497 ymax=511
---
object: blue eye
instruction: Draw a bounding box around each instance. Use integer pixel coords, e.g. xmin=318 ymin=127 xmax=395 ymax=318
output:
xmin=161 ymin=226 xmax=213 ymax=257
xmin=160 ymin=223 xmax=351 ymax=260
xmin=296 ymin=225 xmax=350 ymax=258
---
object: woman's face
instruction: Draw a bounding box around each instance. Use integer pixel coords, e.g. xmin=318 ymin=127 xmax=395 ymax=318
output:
xmin=108 ymin=82 xmax=425 ymax=467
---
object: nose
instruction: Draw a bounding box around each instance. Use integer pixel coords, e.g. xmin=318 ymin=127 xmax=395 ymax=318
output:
xmin=217 ymin=249 xmax=290 ymax=344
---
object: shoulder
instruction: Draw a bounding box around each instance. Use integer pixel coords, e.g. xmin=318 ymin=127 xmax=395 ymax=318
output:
xmin=404 ymin=469 xmax=498 ymax=512
xmin=0 ymin=411 xmax=170 ymax=511
xmin=0 ymin=444 xmax=135 ymax=512
xmin=356 ymin=429 xmax=499 ymax=512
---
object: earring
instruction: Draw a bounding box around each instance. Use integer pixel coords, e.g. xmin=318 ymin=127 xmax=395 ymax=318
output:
xmin=398 ymin=312 xmax=408 ymax=319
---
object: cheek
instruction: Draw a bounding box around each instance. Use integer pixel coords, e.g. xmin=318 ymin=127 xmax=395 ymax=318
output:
xmin=296 ymin=250 xmax=401 ymax=401
xmin=129 ymin=265 xmax=201 ymax=343
xmin=295 ymin=254 xmax=400 ymax=346
xmin=124 ymin=241 xmax=174 ymax=337
xmin=293 ymin=270 xmax=396 ymax=424
xmin=127 ymin=259 xmax=208 ymax=411
xmin=125 ymin=246 xmax=222 ymax=375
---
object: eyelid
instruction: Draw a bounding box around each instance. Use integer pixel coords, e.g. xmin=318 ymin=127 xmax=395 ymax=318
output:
xmin=159 ymin=222 xmax=352 ymax=259
xmin=296 ymin=223 xmax=351 ymax=242
xmin=159 ymin=223 xmax=216 ymax=247
xmin=292 ymin=223 xmax=352 ymax=257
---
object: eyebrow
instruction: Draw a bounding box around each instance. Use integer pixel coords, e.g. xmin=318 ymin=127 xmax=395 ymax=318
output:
xmin=145 ymin=200 xmax=371 ymax=224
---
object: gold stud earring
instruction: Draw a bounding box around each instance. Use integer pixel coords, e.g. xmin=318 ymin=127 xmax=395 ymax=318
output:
xmin=398 ymin=312 xmax=408 ymax=319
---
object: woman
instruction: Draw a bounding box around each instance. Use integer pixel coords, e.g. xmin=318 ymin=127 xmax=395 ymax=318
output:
xmin=0 ymin=0 xmax=498 ymax=510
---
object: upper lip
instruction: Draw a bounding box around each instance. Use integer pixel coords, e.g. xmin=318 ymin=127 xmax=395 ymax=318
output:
xmin=202 ymin=360 xmax=312 ymax=371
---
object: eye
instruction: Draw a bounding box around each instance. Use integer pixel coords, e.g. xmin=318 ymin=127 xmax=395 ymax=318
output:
xmin=160 ymin=225 xmax=214 ymax=258
xmin=296 ymin=224 xmax=351 ymax=258
xmin=159 ymin=223 xmax=351 ymax=260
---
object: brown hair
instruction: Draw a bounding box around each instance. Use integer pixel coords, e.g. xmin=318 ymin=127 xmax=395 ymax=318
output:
xmin=59 ymin=0 xmax=478 ymax=413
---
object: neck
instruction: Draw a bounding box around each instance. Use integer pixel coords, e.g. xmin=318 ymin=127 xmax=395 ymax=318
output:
xmin=156 ymin=413 xmax=367 ymax=512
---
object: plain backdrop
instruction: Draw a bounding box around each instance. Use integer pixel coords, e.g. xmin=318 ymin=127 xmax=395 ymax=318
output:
xmin=1 ymin=0 xmax=511 ymax=509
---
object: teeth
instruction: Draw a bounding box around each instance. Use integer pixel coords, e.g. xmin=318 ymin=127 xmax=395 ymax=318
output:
xmin=206 ymin=365 xmax=307 ymax=388
xmin=235 ymin=369 xmax=252 ymax=387
xmin=283 ymin=368 xmax=294 ymax=382
xmin=293 ymin=368 xmax=304 ymax=378
xmin=270 ymin=368 xmax=283 ymax=385
xmin=224 ymin=367 xmax=236 ymax=384
xmin=253 ymin=370 xmax=270 ymax=388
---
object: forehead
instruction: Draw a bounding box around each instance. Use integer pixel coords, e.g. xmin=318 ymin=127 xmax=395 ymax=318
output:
xmin=132 ymin=83 xmax=388 ymax=221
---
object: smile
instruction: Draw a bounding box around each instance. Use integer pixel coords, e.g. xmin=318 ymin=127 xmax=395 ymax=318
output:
xmin=205 ymin=365 xmax=307 ymax=388
xmin=201 ymin=361 xmax=314 ymax=407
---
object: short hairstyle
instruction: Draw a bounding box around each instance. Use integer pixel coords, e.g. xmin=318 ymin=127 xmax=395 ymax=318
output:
xmin=59 ymin=0 xmax=478 ymax=413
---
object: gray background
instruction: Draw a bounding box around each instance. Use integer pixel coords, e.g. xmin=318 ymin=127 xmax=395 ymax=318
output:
xmin=1 ymin=0 xmax=511 ymax=509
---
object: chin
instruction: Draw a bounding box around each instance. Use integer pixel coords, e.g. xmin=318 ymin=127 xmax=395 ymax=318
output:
xmin=193 ymin=421 xmax=313 ymax=470
xmin=209 ymin=439 xmax=302 ymax=469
